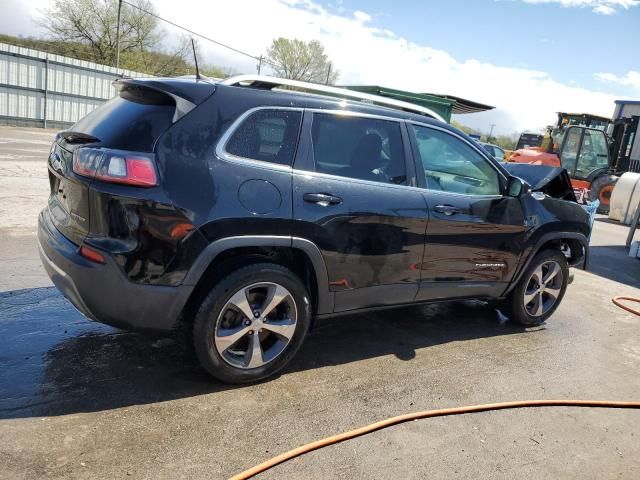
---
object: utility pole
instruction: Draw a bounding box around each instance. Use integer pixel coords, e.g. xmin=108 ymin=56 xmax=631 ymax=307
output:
xmin=115 ymin=0 xmax=122 ymax=69
xmin=325 ymin=62 xmax=332 ymax=85
xmin=257 ymin=55 xmax=263 ymax=74
xmin=488 ymin=124 xmax=496 ymax=142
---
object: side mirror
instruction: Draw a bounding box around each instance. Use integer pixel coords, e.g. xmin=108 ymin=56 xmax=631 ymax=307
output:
xmin=507 ymin=176 xmax=527 ymax=197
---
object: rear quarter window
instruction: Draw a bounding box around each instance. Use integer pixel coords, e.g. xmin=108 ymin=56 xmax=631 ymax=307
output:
xmin=224 ymin=109 xmax=302 ymax=166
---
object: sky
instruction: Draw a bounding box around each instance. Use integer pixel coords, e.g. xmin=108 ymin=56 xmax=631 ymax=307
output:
xmin=1 ymin=0 xmax=639 ymax=135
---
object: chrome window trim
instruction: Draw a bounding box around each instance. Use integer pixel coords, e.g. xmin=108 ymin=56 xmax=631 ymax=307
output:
xmin=292 ymin=168 xmax=502 ymax=198
xmin=216 ymin=106 xmax=305 ymax=172
xmin=408 ymin=121 xmax=509 ymax=192
xmin=291 ymin=168 xmax=421 ymax=193
xmin=307 ymin=108 xmax=405 ymax=123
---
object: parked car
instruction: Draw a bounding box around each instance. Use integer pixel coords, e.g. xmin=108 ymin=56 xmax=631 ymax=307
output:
xmin=39 ymin=75 xmax=591 ymax=384
xmin=479 ymin=141 xmax=506 ymax=161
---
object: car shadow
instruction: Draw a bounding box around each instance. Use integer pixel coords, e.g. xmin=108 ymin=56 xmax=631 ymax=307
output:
xmin=0 ymin=288 xmax=530 ymax=420
xmin=587 ymin=245 xmax=640 ymax=289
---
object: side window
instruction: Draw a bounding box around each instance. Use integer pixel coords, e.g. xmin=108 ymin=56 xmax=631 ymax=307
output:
xmin=411 ymin=125 xmax=502 ymax=195
xmin=311 ymin=113 xmax=407 ymax=185
xmin=225 ymin=109 xmax=302 ymax=165
xmin=576 ymin=129 xmax=608 ymax=177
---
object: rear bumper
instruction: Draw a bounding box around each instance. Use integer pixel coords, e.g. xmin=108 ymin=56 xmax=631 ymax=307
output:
xmin=38 ymin=209 xmax=192 ymax=331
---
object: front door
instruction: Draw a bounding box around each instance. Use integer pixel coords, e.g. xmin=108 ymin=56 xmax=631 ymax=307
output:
xmin=292 ymin=111 xmax=429 ymax=313
xmin=407 ymin=123 xmax=526 ymax=301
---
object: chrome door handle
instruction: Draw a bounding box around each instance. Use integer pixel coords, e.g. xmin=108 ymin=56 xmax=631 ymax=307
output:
xmin=303 ymin=193 xmax=342 ymax=206
xmin=434 ymin=205 xmax=460 ymax=216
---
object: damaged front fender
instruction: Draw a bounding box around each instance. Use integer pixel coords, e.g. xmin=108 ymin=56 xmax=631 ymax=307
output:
xmin=503 ymin=163 xmax=577 ymax=202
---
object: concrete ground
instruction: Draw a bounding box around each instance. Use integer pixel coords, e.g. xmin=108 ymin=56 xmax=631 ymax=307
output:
xmin=1 ymin=125 xmax=640 ymax=479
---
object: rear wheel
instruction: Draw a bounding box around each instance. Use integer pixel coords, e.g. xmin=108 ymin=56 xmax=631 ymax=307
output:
xmin=589 ymin=175 xmax=618 ymax=214
xmin=192 ymin=263 xmax=311 ymax=384
xmin=502 ymin=250 xmax=569 ymax=326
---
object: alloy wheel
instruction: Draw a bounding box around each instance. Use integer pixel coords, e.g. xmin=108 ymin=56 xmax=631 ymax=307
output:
xmin=214 ymin=282 xmax=297 ymax=369
xmin=523 ymin=260 xmax=564 ymax=317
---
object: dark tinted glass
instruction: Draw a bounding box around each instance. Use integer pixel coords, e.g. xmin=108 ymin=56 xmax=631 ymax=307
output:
xmin=226 ymin=110 xmax=302 ymax=165
xmin=311 ymin=113 xmax=406 ymax=184
xmin=71 ymin=87 xmax=175 ymax=152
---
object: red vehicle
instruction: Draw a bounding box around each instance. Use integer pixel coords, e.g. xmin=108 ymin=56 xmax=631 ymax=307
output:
xmin=510 ymin=112 xmax=638 ymax=213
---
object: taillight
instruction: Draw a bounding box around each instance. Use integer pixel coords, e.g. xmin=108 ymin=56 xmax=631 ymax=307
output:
xmin=73 ymin=148 xmax=157 ymax=187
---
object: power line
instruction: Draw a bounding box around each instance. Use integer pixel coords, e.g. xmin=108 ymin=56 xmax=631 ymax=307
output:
xmin=121 ymin=0 xmax=261 ymax=62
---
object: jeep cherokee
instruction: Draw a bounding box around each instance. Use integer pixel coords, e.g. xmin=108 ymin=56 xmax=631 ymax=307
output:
xmin=38 ymin=75 xmax=591 ymax=383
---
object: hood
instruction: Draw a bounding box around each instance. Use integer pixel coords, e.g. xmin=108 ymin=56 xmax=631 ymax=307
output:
xmin=503 ymin=163 xmax=577 ymax=202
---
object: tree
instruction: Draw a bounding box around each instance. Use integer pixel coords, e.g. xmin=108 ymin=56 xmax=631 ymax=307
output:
xmin=37 ymin=0 xmax=190 ymax=75
xmin=201 ymin=64 xmax=238 ymax=80
xmin=266 ymin=38 xmax=338 ymax=84
xmin=451 ymin=121 xmax=516 ymax=149
xmin=124 ymin=36 xmax=192 ymax=76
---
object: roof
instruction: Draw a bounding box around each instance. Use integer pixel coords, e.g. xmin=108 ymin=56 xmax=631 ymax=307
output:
xmin=344 ymin=86 xmax=494 ymax=122
xmin=615 ymin=100 xmax=640 ymax=106
xmin=342 ymin=85 xmax=455 ymax=121
xmin=423 ymin=93 xmax=495 ymax=115
xmin=211 ymin=83 xmax=457 ymax=133
xmin=558 ymin=112 xmax=610 ymax=122
xmin=221 ymin=76 xmax=445 ymax=122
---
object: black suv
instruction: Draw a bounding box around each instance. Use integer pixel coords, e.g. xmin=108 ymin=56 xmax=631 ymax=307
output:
xmin=38 ymin=75 xmax=591 ymax=383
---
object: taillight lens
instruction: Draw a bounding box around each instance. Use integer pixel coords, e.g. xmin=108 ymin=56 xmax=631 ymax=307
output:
xmin=73 ymin=148 xmax=157 ymax=187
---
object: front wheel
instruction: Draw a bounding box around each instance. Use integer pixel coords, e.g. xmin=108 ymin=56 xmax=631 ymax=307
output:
xmin=502 ymin=250 xmax=569 ymax=326
xmin=192 ymin=263 xmax=311 ymax=384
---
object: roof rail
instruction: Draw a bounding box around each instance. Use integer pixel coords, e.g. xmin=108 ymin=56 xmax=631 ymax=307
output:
xmin=220 ymin=75 xmax=445 ymax=122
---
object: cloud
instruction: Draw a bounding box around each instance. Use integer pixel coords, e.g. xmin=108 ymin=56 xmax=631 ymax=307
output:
xmin=521 ymin=0 xmax=640 ymax=14
xmin=594 ymin=71 xmax=640 ymax=89
xmin=156 ymin=0 xmax=618 ymax=134
xmin=21 ymin=0 xmax=626 ymax=134
xmin=353 ymin=10 xmax=372 ymax=23
xmin=593 ymin=4 xmax=617 ymax=13
xmin=0 ymin=0 xmax=48 ymax=37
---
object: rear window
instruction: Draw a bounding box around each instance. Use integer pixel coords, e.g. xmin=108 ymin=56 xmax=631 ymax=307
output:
xmin=225 ymin=109 xmax=302 ymax=166
xmin=70 ymin=86 xmax=175 ymax=152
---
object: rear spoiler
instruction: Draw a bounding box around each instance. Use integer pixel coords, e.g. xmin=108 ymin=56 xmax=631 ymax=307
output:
xmin=113 ymin=78 xmax=216 ymax=123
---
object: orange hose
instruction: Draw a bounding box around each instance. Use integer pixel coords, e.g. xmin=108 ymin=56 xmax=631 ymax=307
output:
xmin=229 ymin=400 xmax=640 ymax=480
xmin=612 ymin=296 xmax=640 ymax=316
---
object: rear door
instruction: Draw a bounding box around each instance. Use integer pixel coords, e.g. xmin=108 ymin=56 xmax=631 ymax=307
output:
xmin=407 ymin=123 xmax=526 ymax=301
xmin=292 ymin=111 xmax=429 ymax=313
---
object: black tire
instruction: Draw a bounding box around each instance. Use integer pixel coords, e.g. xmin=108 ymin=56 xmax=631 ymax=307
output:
xmin=192 ymin=263 xmax=311 ymax=384
xmin=502 ymin=249 xmax=569 ymax=326
xmin=589 ymin=175 xmax=618 ymax=215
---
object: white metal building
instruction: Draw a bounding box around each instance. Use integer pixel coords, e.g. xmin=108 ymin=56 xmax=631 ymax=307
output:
xmin=0 ymin=42 xmax=150 ymax=129
xmin=609 ymin=100 xmax=640 ymax=166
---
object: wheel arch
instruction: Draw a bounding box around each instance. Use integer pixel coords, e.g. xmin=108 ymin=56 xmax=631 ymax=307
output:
xmin=503 ymin=231 xmax=588 ymax=298
xmin=179 ymin=236 xmax=333 ymax=323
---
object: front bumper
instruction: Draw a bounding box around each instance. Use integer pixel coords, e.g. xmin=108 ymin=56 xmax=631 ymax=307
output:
xmin=38 ymin=209 xmax=192 ymax=331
